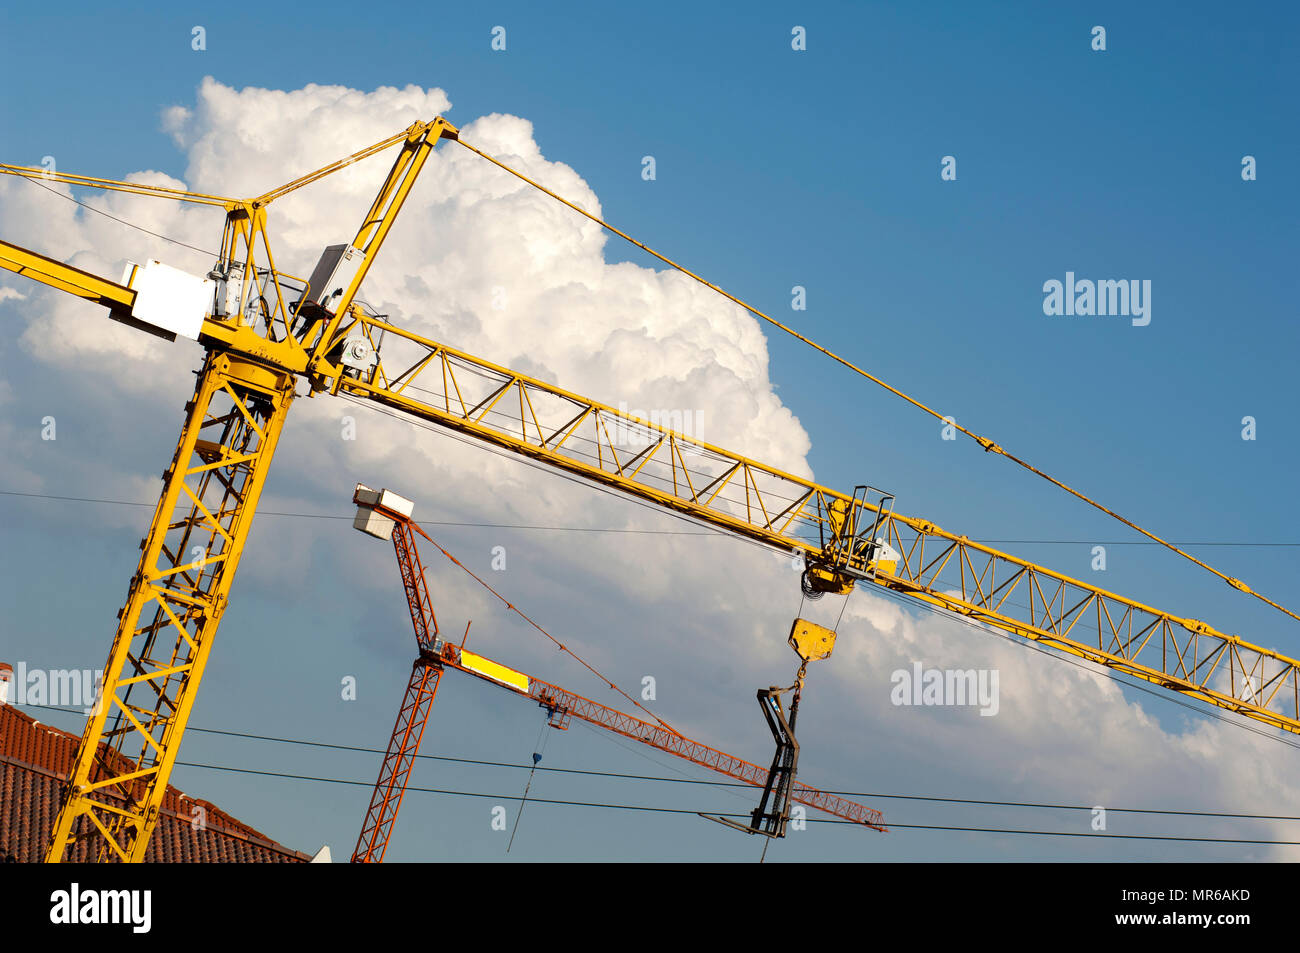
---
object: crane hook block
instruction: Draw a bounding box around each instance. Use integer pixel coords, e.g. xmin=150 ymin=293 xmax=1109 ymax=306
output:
xmin=789 ymin=618 xmax=836 ymax=663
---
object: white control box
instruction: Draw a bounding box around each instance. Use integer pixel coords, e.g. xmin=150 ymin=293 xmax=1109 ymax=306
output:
xmin=121 ymin=259 xmax=212 ymax=340
xmin=306 ymin=244 xmax=366 ymax=314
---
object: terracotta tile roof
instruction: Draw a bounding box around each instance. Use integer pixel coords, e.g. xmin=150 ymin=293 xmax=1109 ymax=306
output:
xmin=0 ymin=704 xmax=310 ymax=862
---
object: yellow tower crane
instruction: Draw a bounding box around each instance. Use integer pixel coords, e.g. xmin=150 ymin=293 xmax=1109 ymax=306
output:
xmin=3 ymin=115 xmax=1299 ymax=863
xmin=2 ymin=118 xmax=459 ymax=861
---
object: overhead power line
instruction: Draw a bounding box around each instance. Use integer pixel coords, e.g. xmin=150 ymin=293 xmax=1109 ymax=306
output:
xmin=12 ymin=454 xmax=1300 ymax=754
xmin=12 ymin=459 xmax=1300 ymax=754
xmin=24 ymin=703 xmax=1300 ymax=823
xmin=153 ymin=760 xmax=1300 ymax=846
xmin=6 ymin=172 xmax=1297 ymax=851
xmin=7 ymin=487 xmax=1300 ymax=547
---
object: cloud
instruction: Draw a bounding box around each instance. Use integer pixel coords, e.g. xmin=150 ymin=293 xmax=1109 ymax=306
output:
xmin=2 ymin=77 xmax=1296 ymax=859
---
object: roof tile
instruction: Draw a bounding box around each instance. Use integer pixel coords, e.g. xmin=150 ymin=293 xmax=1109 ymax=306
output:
xmin=0 ymin=704 xmax=309 ymax=862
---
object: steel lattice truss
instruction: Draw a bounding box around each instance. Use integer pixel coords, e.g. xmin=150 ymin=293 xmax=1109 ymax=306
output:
xmin=352 ymin=660 xmax=442 ymax=863
xmin=336 ymin=314 xmax=1300 ymax=735
xmin=516 ymin=665 xmax=887 ymax=831
xmin=50 ymin=354 xmax=296 ymax=861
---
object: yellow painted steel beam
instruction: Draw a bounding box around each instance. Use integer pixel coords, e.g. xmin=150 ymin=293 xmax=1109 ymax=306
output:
xmin=0 ymin=163 xmax=237 ymax=207
xmin=306 ymin=118 xmax=458 ymax=367
xmin=45 ymin=353 xmax=295 ymax=862
xmin=1 ymin=120 xmax=473 ymax=865
xmin=328 ymin=313 xmax=1300 ymax=736
xmin=0 ymin=234 xmax=314 ymax=371
xmin=253 ymin=126 xmax=419 ymax=207
xmin=0 ymin=238 xmax=135 ymax=314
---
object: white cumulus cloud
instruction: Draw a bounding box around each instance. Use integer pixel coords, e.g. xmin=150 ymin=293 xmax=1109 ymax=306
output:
xmin=2 ymin=77 xmax=1296 ymax=860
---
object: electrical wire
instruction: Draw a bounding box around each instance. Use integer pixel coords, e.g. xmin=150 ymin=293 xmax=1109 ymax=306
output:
xmin=0 ymin=488 xmax=711 ymax=534
xmin=24 ymin=702 xmax=1300 ymax=822
xmin=10 ymin=459 xmax=1300 ymax=748
xmin=570 ymin=718 xmax=769 ymax=817
xmin=10 ymin=457 xmax=1300 ymax=748
xmin=340 ymin=388 xmax=1300 ymax=730
xmin=3 ymin=193 xmax=1295 ymax=806
xmin=8 ymin=138 xmax=1294 ymax=852
xmin=10 ymin=487 xmax=1300 ymax=548
xmin=139 ymin=760 xmax=1300 ymax=846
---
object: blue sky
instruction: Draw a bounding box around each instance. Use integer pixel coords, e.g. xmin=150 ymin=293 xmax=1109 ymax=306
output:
xmin=1 ymin=1 xmax=1298 ymax=862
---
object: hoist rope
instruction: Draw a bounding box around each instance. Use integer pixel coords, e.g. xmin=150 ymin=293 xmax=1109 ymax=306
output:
xmin=455 ymin=135 xmax=1300 ymax=627
xmin=506 ymin=720 xmax=550 ymax=853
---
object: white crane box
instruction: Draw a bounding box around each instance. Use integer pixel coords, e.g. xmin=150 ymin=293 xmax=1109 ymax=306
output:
xmin=352 ymin=484 xmax=415 ymax=540
xmin=121 ymin=259 xmax=211 ymax=340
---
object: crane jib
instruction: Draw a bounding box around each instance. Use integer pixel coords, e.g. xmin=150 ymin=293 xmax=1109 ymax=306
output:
xmin=4 ymin=232 xmax=1298 ymax=742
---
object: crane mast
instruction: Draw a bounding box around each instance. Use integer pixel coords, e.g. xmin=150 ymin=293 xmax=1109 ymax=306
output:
xmin=351 ymin=494 xmax=443 ymax=862
xmin=4 ymin=120 xmax=460 ymax=862
xmin=353 ymin=657 xmax=443 ymax=862
xmin=0 ymin=115 xmax=1296 ymax=863
xmin=45 ymin=351 xmax=296 ymax=863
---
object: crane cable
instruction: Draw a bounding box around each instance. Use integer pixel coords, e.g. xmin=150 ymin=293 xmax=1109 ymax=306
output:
xmin=9 ymin=171 xmax=222 ymax=257
xmin=412 ymin=523 xmax=684 ymax=738
xmin=506 ymin=721 xmax=550 ymax=853
xmin=13 ymin=144 xmax=1291 ymax=622
xmin=454 ymin=136 xmax=1300 ymax=628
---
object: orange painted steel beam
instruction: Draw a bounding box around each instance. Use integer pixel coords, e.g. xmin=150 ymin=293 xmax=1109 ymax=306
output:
xmin=352 ymin=490 xmax=885 ymax=862
xmin=352 ymin=659 xmax=443 ymax=863
xmin=438 ymin=643 xmax=886 ymax=832
xmin=352 ymin=512 xmax=443 ymax=863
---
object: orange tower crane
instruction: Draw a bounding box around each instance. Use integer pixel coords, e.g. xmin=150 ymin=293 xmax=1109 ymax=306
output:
xmin=348 ymin=485 xmax=885 ymax=862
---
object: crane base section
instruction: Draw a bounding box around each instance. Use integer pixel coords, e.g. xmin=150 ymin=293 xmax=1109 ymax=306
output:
xmin=45 ymin=353 xmax=295 ymax=863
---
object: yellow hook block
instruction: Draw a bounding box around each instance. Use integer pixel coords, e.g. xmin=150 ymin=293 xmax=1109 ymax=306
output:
xmin=789 ymin=618 xmax=837 ymax=663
